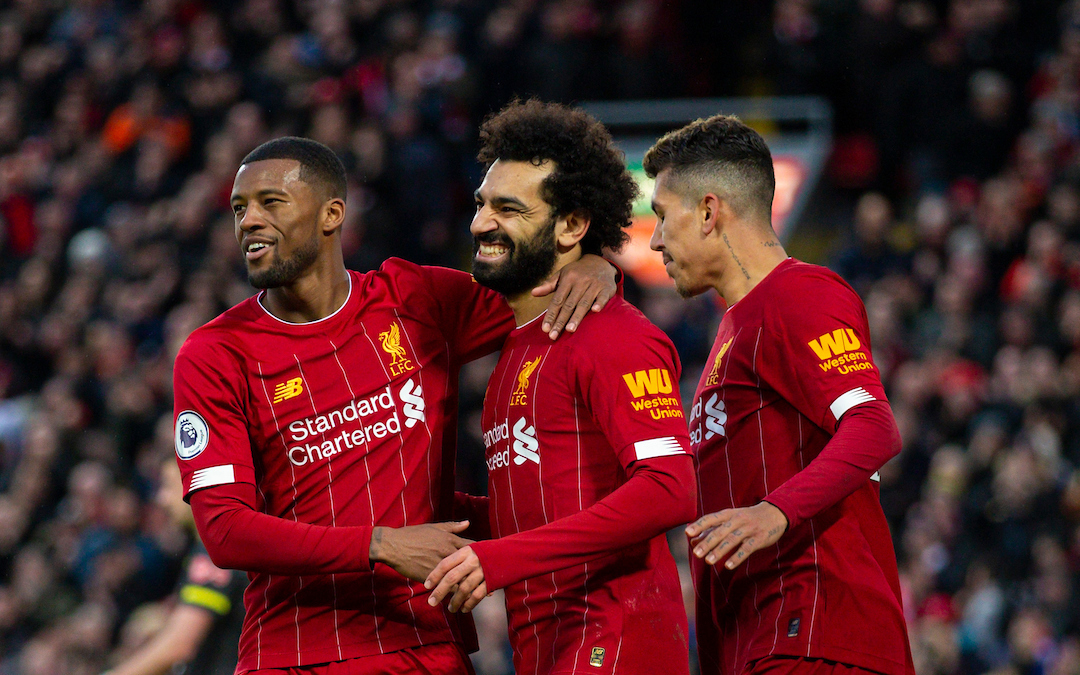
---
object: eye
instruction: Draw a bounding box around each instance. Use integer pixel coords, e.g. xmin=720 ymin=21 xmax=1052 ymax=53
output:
xmin=232 ymin=204 xmax=245 ymax=215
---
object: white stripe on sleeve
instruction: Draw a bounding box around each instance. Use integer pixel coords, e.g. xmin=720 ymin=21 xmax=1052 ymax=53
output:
xmin=828 ymin=387 xmax=877 ymax=421
xmin=633 ymin=436 xmax=686 ymax=461
xmin=189 ymin=464 xmax=236 ymax=491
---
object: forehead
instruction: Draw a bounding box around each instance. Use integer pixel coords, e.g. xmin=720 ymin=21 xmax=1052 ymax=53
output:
xmin=651 ymin=167 xmax=693 ymax=207
xmin=232 ymin=158 xmax=308 ymax=197
xmin=479 ymin=159 xmax=554 ymax=202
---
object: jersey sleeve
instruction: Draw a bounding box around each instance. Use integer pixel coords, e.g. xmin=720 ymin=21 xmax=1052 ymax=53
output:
xmin=422 ymin=265 xmax=515 ymax=363
xmin=761 ymin=271 xmax=887 ymax=435
xmin=173 ymin=333 xmax=256 ymax=500
xmin=574 ymin=320 xmax=693 ymax=467
xmin=470 ymin=314 xmax=697 ymax=591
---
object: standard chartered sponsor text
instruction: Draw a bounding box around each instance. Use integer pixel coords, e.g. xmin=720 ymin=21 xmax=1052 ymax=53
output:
xmin=286 ymin=384 xmax=414 ymax=466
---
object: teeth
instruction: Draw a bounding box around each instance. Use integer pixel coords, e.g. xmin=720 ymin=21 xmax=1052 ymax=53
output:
xmin=479 ymin=243 xmax=507 ymax=257
xmin=247 ymin=242 xmax=269 ymax=252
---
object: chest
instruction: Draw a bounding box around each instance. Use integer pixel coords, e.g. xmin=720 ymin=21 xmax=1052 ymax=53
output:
xmin=241 ymin=314 xmax=450 ymax=462
xmin=688 ymin=321 xmax=779 ymax=449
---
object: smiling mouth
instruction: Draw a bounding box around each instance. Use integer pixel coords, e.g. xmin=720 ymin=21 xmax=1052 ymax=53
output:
xmin=245 ymin=241 xmax=274 ymax=261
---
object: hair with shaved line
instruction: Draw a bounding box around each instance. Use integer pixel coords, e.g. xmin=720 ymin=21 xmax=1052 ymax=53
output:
xmin=241 ymin=136 xmax=347 ymax=202
xmin=643 ymin=115 xmax=775 ymax=224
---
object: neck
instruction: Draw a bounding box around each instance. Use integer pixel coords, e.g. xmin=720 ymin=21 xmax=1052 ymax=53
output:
xmin=261 ymin=256 xmax=351 ymax=323
xmin=713 ymin=219 xmax=789 ymax=306
xmin=505 ymin=250 xmax=581 ymax=326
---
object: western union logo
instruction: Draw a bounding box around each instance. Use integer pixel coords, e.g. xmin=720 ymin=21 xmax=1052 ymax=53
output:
xmin=807 ymin=328 xmax=861 ymax=360
xmin=273 ymin=377 xmax=304 ymax=404
xmin=623 ymin=368 xmax=673 ymax=398
xmin=705 ymin=338 xmax=734 ymax=386
xmin=808 ymin=328 xmax=874 ymax=374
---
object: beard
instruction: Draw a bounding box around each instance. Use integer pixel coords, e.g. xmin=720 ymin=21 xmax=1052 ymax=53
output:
xmin=472 ymin=217 xmax=559 ymax=297
xmin=247 ymin=236 xmax=320 ymax=289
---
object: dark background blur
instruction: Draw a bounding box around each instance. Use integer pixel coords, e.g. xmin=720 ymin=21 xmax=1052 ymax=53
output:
xmin=0 ymin=1 xmax=1077 ymax=673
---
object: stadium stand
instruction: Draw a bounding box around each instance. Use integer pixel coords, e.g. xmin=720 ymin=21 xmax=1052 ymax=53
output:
xmin=0 ymin=1 xmax=1074 ymax=674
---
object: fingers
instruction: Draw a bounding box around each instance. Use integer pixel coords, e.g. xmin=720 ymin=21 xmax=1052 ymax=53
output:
xmin=544 ymin=283 xmax=589 ymax=338
xmin=426 ymin=558 xmax=471 ymax=606
xmin=562 ymin=284 xmax=601 ymax=334
xmin=591 ymin=282 xmax=615 ymax=313
xmin=531 ymin=273 xmax=558 ymax=299
xmin=448 ymin=570 xmax=486 ymax=613
xmin=458 ymin=579 xmax=489 ymax=613
xmin=725 ymin=537 xmax=763 ymax=571
xmin=433 ymin=520 xmax=469 ymax=533
xmin=685 ymin=510 xmax=731 ymax=538
xmin=540 ymin=277 xmax=572 ymax=337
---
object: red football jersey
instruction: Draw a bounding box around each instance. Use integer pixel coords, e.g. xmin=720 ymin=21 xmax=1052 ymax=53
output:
xmin=470 ymin=298 xmax=695 ymax=675
xmin=689 ymin=259 xmax=911 ymax=675
xmin=172 ymin=259 xmax=512 ymax=671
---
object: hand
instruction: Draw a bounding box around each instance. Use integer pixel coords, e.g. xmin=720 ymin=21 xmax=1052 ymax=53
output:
xmin=532 ymin=254 xmax=617 ymax=339
xmin=369 ymin=522 xmax=472 ymax=582
xmin=425 ymin=545 xmax=488 ymax=613
xmin=685 ymin=502 xmax=789 ymax=570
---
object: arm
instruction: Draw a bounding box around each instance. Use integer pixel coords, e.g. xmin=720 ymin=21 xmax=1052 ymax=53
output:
xmin=687 ymin=397 xmax=900 ymax=569
xmin=427 ymin=454 xmax=696 ymax=611
xmin=102 ymin=604 xmax=215 ymax=675
xmin=191 ymin=482 xmax=470 ymax=580
xmin=453 ymin=492 xmax=491 ymax=541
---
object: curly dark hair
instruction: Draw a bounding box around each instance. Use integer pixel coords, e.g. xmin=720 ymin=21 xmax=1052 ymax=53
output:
xmin=643 ymin=115 xmax=774 ymax=219
xmin=477 ymin=100 xmax=638 ymax=255
xmin=242 ymin=136 xmax=347 ymax=201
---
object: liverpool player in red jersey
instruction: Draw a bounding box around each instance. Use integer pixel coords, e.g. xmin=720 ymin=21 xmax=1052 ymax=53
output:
xmin=644 ymin=116 xmax=914 ymax=675
xmin=172 ymin=137 xmax=618 ymax=674
xmin=424 ymin=101 xmax=697 ymax=675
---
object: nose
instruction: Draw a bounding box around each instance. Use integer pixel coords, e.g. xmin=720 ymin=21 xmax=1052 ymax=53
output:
xmin=649 ymin=219 xmax=663 ymax=251
xmin=470 ymin=205 xmax=497 ymax=237
xmin=236 ymin=204 xmax=265 ymax=233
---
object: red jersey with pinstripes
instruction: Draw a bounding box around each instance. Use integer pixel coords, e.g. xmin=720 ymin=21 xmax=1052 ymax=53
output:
xmin=689 ymin=259 xmax=910 ymax=675
xmin=171 ymin=259 xmax=512 ymax=672
xmin=476 ymin=298 xmax=692 ymax=675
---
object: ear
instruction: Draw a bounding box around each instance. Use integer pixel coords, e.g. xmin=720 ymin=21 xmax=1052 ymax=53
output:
xmin=699 ymin=193 xmax=728 ymax=236
xmin=556 ymin=210 xmax=591 ymax=250
xmin=321 ymin=197 xmax=346 ymax=235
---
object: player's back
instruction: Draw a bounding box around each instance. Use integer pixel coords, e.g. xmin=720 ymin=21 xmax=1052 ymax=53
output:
xmin=478 ymin=297 xmax=690 ymax=675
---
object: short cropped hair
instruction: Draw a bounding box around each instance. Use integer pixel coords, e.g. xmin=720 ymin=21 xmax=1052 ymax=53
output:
xmin=477 ymin=99 xmax=638 ymax=255
xmin=241 ymin=136 xmax=347 ymax=201
xmin=643 ymin=115 xmax=774 ymax=220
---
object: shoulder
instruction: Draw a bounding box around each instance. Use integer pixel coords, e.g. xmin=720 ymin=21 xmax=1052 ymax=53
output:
xmin=569 ymin=298 xmax=678 ymax=361
xmin=765 ymin=260 xmax=865 ymax=318
xmin=175 ymin=299 xmax=258 ymax=370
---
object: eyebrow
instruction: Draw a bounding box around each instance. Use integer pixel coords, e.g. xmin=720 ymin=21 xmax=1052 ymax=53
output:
xmin=232 ymin=188 xmax=290 ymax=203
xmin=474 ymin=189 xmax=528 ymax=209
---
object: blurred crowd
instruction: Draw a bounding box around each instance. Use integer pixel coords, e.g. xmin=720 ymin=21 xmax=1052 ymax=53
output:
xmin=0 ymin=0 xmax=1074 ymax=674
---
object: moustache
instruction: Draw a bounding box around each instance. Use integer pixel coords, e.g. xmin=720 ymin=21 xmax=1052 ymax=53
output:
xmin=473 ymin=232 xmax=514 ymax=251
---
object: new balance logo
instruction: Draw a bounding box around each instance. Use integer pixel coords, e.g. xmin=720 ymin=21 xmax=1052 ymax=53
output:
xmin=273 ymin=377 xmax=304 ymax=404
xmin=512 ymin=417 xmax=539 ymax=465
xmin=807 ymin=328 xmax=861 ymax=360
xmin=399 ymin=378 xmax=425 ymax=428
xmin=622 ymin=368 xmax=673 ymax=398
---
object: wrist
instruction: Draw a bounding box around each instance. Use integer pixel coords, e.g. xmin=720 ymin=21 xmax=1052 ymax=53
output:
xmin=369 ymin=527 xmax=386 ymax=563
